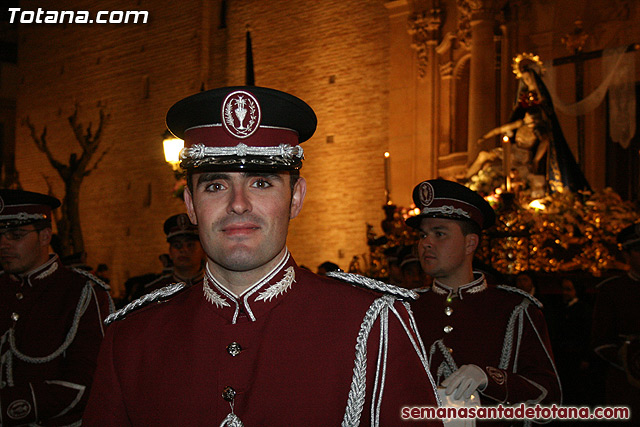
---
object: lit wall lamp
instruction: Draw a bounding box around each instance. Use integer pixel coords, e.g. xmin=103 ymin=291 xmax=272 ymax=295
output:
xmin=162 ymin=130 xmax=186 ymax=199
xmin=163 ymin=130 xmax=184 ymax=171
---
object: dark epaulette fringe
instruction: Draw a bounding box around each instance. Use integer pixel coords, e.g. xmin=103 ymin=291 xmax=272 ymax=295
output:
xmin=104 ymin=283 xmax=186 ymax=325
xmin=496 ymin=284 xmax=543 ymax=309
xmin=326 ymin=271 xmax=419 ymax=301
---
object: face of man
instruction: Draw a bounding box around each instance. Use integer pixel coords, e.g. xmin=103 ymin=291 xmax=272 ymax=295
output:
xmin=184 ymin=171 xmax=305 ymax=282
xmin=168 ymin=236 xmax=204 ymax=274
xmin=561 ymin=279 xmax=576 ymax=303
xmin=418 ymin=217 xmax=478 ymax=287
xmin=623 ymin=247 xmax=640 ymax=276
xmin=0 ymin=225 xmax=52 ymax=274
xmin=515 ymin=274 xmax=535 ymax=294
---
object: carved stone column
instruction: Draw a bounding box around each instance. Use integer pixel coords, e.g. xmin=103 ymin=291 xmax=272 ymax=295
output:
xmin=385 ymin=1 xmax=442 ymax=206
xmin=462 ymin=1 xmax=499 ymax=163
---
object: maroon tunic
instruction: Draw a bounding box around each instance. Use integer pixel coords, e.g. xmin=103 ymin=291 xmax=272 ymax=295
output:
xmin=413 ymin=274 xmax=561 ymax=423
xmin=0 ymin=255 xmax=113 ymax=426
xmin=83 ymin=252 xmax=442 ymax=426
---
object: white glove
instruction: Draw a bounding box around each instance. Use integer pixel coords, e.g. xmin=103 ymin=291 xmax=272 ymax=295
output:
xmin=442 ymin=364 xmax=488 ymax=400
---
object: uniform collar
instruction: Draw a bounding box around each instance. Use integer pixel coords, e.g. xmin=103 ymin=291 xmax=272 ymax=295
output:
xmin=11 ymin=254 xmax=60 ymax=287
xmin=173 ymin=269 xmax=204 ymax=286
xmin=201 ymin=249 xmax=296 ymax=324
xmin=431 ymin=272 xmax=487 ymax=300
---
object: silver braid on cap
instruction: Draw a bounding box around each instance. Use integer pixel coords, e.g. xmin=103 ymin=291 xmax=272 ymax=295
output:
xmin=181 ymin=143 xmax=303 ymax=160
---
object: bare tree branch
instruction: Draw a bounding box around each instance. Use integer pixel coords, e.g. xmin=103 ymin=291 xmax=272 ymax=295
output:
xmin=83 ymin=144 xmax=111 ymax=177
xmin=24 ymin=117 xmax=68 ymax=176
xmin=24 ymin=104 xmax=109 ymax=257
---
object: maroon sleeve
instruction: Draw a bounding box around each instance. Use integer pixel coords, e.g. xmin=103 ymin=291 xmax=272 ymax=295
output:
xmin=82 ymin=321 xmax=131 ymax=426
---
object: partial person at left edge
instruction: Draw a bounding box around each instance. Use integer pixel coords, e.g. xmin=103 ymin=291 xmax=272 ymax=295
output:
xmin=0 ymin=189 xmax=114 ymax=426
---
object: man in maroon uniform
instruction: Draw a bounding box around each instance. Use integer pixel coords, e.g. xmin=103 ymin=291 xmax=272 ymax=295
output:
xmin=84 ymin=86 xmax=441 ymax=426
xmin=591 ymin=223 xmax=640 ymax=424
xmin=0 ymin=189 xmax=113 ymax=426
xmin=141 ymin=213 xmax=205 ymax=295
xmin=407 ymin=179 xmax=561 ymax=423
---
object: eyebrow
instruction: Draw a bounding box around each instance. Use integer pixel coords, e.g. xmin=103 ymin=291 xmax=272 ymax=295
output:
xmin=196 ymin=172 xmax=283 ymax=186
xmin=420 ymin=224 xmax=450 ymax=232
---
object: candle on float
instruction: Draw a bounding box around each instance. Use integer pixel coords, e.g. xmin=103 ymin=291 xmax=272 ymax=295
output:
xmin=384 ymin=152 xmax=391 ymax=202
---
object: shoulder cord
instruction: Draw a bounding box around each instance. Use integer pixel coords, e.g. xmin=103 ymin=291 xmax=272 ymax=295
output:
xmin=72 ymin=268 xmax=111 ymax=292
xmin=429 ymin=339 xmax=458 ymax=385
xmin=499 ymin=299 xmax=529 ymax=370
xmin=219 ymin=412 xmax=244 ymax=427
xmin=342 ymin=296 xmax=389 ymax=427
xmin=73 ymin=270 xmax=116 ymax=314
xmin=3 ymin=284 xmax=92 ymax=387
xmin=370 ymin=300 xmax=389 ymax=427
xmin=326 ymin=271 xmax=418 ymax=300
xmin=342 ymin=295 xmax=438 ymax=427
xmin=104 ymin=283 xmax=185 ymax=325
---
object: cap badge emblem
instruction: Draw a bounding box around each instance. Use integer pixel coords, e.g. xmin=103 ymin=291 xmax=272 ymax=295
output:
xmin=177 ymin=213 xmax=190 ymax=230
xmin=419 ymin=182 xmax=435 ymax=207
xmin=222 ymin=90 xmax=261 ymax=139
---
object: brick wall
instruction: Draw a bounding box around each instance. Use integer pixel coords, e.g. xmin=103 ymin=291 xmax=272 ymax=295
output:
xmin=14 ymin=0 xmax=391 ymax=295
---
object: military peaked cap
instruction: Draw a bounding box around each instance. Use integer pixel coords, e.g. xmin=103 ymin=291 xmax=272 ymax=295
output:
xmin=166 ymin=86 xmax=317 ymax=171
xmin=405 ymin=179 xmax=495 ymax=230
xmin=164 ymin=213 xmax=199 ymax=242
xmin=0 ymin=189 xmax=60 ymax=229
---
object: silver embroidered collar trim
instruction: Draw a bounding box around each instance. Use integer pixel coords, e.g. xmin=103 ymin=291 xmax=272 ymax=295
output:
xmin=34 ymin=259 xmax=58 ymax=280
xmin=202 ymin=276 xmax=231 ymax=308
xmin=432 ymin=272 xmax=487 ymax=299
xmin=201 ymin=250 xmax=291 ymax=314
xmin=255 ymin=266 xmax=295 ymax=302
xmin=20 ymin=254 xmax=58 ymax=285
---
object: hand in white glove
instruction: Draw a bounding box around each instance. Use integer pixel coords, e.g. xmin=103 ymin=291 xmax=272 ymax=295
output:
xmin=441 ymin=364 xmax=488 ymax=400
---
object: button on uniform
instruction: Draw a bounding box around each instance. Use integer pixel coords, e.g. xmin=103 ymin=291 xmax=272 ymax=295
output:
xmin=222 ymin=386 xmax=236 ymax=402
xmin=226 ymin=342 xmax=242 ymax=357
xmin=11 ymin=312 xmax=19 ymax=322
xmin=444 ymin=325 xmax=453 ymax=333
xmin=16 ymin=292 xmax=23 ymax=300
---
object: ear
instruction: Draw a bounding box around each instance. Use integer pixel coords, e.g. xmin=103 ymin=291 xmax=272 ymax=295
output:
xmin=289 ymin=176 xmax=306 ymax=220
xmin=183 ymin=186 xmax=198 ymax=225
xmin=39 ymin=227 xmax=52 ymax=248
xmin=464 ymin=233 xmax=479 ymax=256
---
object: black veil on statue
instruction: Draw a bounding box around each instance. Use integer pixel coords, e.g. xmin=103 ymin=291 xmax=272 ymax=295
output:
xmin=510 ymin=65 xmax=592 ymax=194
